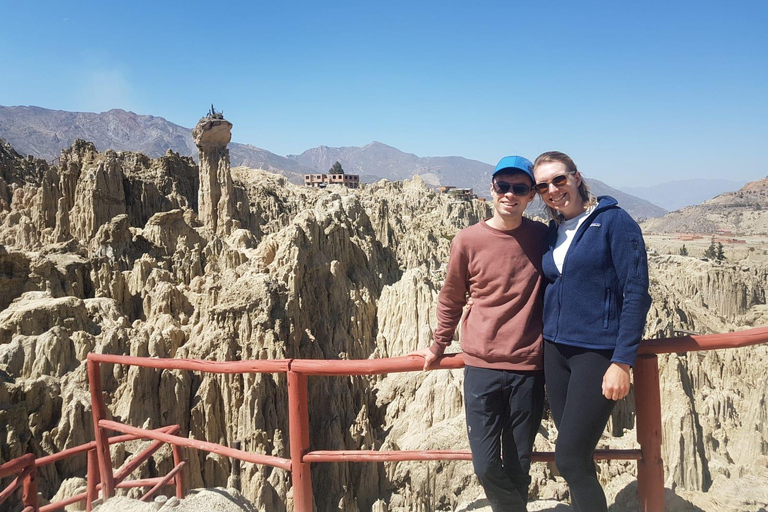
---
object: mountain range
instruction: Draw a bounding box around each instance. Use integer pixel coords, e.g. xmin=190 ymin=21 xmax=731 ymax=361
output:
xmin=641 ymin=175 xmax=768 ymax=235
xmin=621 ymin=179 xmax=745 ymax=212
xmin=0 ymin=104 xmax=697 ymax=219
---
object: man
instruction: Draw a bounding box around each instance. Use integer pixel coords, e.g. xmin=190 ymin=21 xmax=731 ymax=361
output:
xmin=412 ymin=156 xmax=547 ymax=511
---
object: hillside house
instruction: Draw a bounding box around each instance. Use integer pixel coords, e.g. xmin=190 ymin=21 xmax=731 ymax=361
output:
xmin=303 ymin=172 xmax=360 ymax=189
xmin=446 ymin=187 xmax=475 ymax=201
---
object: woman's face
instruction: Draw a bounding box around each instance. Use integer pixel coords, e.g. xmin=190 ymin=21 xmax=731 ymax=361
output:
xmin=533 ymin=161 xmax=585 ymax=220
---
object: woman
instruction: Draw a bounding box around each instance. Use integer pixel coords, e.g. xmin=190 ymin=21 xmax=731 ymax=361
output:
xmin=532 ymin=151 xmax=651 ymax=511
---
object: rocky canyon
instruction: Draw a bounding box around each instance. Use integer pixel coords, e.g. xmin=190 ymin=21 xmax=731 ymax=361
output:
xmin=0 ymin=119 xmax=766 ymax=511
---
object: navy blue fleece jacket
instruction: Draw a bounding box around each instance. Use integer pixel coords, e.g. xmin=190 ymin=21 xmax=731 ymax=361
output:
xmin=541 ymin=196 xmax=652 ymax=366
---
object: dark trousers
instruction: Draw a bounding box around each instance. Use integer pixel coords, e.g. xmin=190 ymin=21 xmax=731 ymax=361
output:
xmin=544 ymin=340 xmax=616 ymax=512
xmin=464 ymin=365 xmax=545 ymax=512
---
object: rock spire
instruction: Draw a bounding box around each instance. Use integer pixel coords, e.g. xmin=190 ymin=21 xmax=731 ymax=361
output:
xmin=193 ymin=106 xmax=234 ymax=236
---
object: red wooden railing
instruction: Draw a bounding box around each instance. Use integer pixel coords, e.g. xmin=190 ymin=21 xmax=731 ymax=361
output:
xmin=2 ymin=326 xmax=767 ymax=511
xmin=0 ymin=426 xmax=184 ymax=511
xmin=0 ymin=454 xmax=36 ymax=512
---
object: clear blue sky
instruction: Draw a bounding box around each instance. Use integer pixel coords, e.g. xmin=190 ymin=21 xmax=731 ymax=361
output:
xmin=1 ymin=0 xmax=766 ymax=187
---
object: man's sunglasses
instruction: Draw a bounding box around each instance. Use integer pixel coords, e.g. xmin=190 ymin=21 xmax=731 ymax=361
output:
xmin=492 ymin=180 xmax=532 ymax=196
xmin=533 ymin=173 xmax=570 ymax=194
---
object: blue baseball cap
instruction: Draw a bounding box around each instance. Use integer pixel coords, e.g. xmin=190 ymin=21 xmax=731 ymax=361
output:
xmin=493 ymin=155 xmax=534 ymax=183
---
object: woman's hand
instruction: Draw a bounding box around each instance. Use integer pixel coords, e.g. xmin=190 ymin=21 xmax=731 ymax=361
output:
xmin=602 ymin=362 xmax=631 ymax=401
xmin=409 ymin=347 xmax=438 ymax=371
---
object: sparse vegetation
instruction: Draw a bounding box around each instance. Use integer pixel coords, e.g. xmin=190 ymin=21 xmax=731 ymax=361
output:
xmin=679 ymin=245 xmax=689 ymax=256
xmin=704 ymin=241 xmax=726 ymax=262
xmin=329 ymin=161 xmax=344 ymax=174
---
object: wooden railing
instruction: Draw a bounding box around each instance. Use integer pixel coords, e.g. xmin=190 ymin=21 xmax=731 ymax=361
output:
xmin=2 ymin=326 xmax=767 ymax=511
xmin=0 ymin=427 xmax=185 ymax=511
xmin=0 ymin=454 xmax=36 ymax=512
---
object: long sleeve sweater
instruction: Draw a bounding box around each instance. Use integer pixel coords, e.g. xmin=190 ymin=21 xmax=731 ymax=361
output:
xmin=429 ymin=217 xmax=548 ymax=371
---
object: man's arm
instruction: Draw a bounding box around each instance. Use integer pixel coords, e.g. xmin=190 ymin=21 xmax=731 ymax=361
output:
xmin=411 ymin=235 xmax=470 ymax=370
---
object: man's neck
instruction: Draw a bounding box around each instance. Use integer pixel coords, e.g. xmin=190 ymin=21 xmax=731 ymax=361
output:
xmin=486 ymin=215 xmax=523 ymax=231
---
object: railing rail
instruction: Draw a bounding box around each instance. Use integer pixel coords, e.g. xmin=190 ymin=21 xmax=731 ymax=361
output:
xmin=3 ymin=326 xmax=767 ymax=511
xmin=0 ymin=454 xmax=37 ymax=510
xmin=0 ymin=427 xmax=184 ymax=512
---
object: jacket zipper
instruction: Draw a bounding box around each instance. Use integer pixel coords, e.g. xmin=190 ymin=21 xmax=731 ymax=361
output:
xmin=556 ymin=203 xmax=608 ymax=342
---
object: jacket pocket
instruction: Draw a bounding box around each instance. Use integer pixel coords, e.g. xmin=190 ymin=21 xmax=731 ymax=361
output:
xmin=603 ymin=288 xmax=611 ymax=329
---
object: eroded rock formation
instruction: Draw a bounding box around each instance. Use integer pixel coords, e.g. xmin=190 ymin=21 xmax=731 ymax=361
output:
xmin=0 ymin=136 xmax=766 ymax=511
xmin=193 ymin=112 xmax=234 ymax=236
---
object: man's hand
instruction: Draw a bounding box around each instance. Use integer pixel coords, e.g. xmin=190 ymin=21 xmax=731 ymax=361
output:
xmin=409 ymin=347 xmax=439 ymax=371
xmin=602 ymin=362 xmax=631 ymax=401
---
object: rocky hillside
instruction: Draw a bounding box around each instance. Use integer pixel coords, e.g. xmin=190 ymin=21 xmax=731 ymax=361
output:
xmin=0 ymin=106 xmax=198 ymax=161
xmin=641 ymin=176 xmax=768 ymax=234
xmin=0 ymin=135 xmax=766 ymax=512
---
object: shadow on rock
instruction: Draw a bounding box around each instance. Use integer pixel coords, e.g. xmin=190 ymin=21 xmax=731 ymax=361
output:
xmin=458 ymin=498 xmax=573 ymax=511
xmin=610 ymin=481 xmax=706 ymax=512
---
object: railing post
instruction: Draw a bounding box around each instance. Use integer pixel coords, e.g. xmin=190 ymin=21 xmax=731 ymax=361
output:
xmin=86 ymin=448 xmax=99 ymax=511
xmin=634 ymin=354 xmax=665 ymax=512
xmin=288 ymin=369 xmax=313 ymax=512
xmin=22 ymin=461 xmax=38 ymax=511
xmin=231 ymin=440 xmax=241 ymax=492
xmin=172 ymin=444 xmax=185 ymax=498
xmin=87 ymin=358 xmax=115 ymax=498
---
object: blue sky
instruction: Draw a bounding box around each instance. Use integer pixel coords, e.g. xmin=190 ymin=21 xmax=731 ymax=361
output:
xmin=1 ymin=0 xmax=766 ymax=187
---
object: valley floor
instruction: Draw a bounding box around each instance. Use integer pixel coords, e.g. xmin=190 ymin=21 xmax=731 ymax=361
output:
xmin=644 ymin=232 xmax=768 ymax=262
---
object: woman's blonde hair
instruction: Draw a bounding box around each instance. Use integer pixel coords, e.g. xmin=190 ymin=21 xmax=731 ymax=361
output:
xmin=533 ymin=151 xmax=597 ymax=222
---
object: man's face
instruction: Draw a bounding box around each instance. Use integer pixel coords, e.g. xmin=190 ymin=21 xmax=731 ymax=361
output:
xmin=490 ymin=172 xmax=536 ymax=221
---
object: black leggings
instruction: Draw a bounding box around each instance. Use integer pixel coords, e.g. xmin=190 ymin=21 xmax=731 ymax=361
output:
xmin=544 ymin=340 xmax=616 ymax=512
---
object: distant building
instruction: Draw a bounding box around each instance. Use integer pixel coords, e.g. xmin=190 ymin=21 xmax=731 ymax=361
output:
xmin=304 ymin=174 xmax=326 ymax=187
xmin=713 ymin=236 xmax=746 ymax=244
xmin=303 ymin=172 xmax=360 ymax=189
xmin=438 ymin=185 xmax=475 ymax=201
xmin=447 ymin=187 xmax=475 ymax=201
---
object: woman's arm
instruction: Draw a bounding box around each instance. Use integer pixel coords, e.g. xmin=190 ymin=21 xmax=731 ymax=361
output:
xmin=608 ymin=210 xmax=652 ymax=367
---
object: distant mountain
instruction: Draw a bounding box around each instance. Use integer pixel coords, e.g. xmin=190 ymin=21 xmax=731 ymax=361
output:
xmin=0 ymin=105 xmax=666 ymax=219
xmin=0 ymin=105 xmax=197 ymax=160
xmin=288 ymin=141 xmax=493 ymax=190
xmin=621 ymin=179 xmax=744 ymax=211
xmin=588 ymin=179 xmax=667 ymax=220
xmin=0 ymin=105 xmax=310 ymax=182
xmin=228 ymin=144 xmax=308 ymax=183
xmin=288 ymin=143 xmax=668 ymax=219
xmin=641 ymin=176 xmax=768 ymax=235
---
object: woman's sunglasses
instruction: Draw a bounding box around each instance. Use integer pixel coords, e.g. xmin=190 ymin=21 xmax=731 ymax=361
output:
xmin=533 ymin=174 xmax=570 ymax=194
xmin=492 ymin=180 xmax=532 ymax=196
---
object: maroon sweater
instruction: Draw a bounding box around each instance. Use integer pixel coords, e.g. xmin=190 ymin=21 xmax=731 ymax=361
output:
xmin=429 ymin=218 xmax=548 ymax=371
